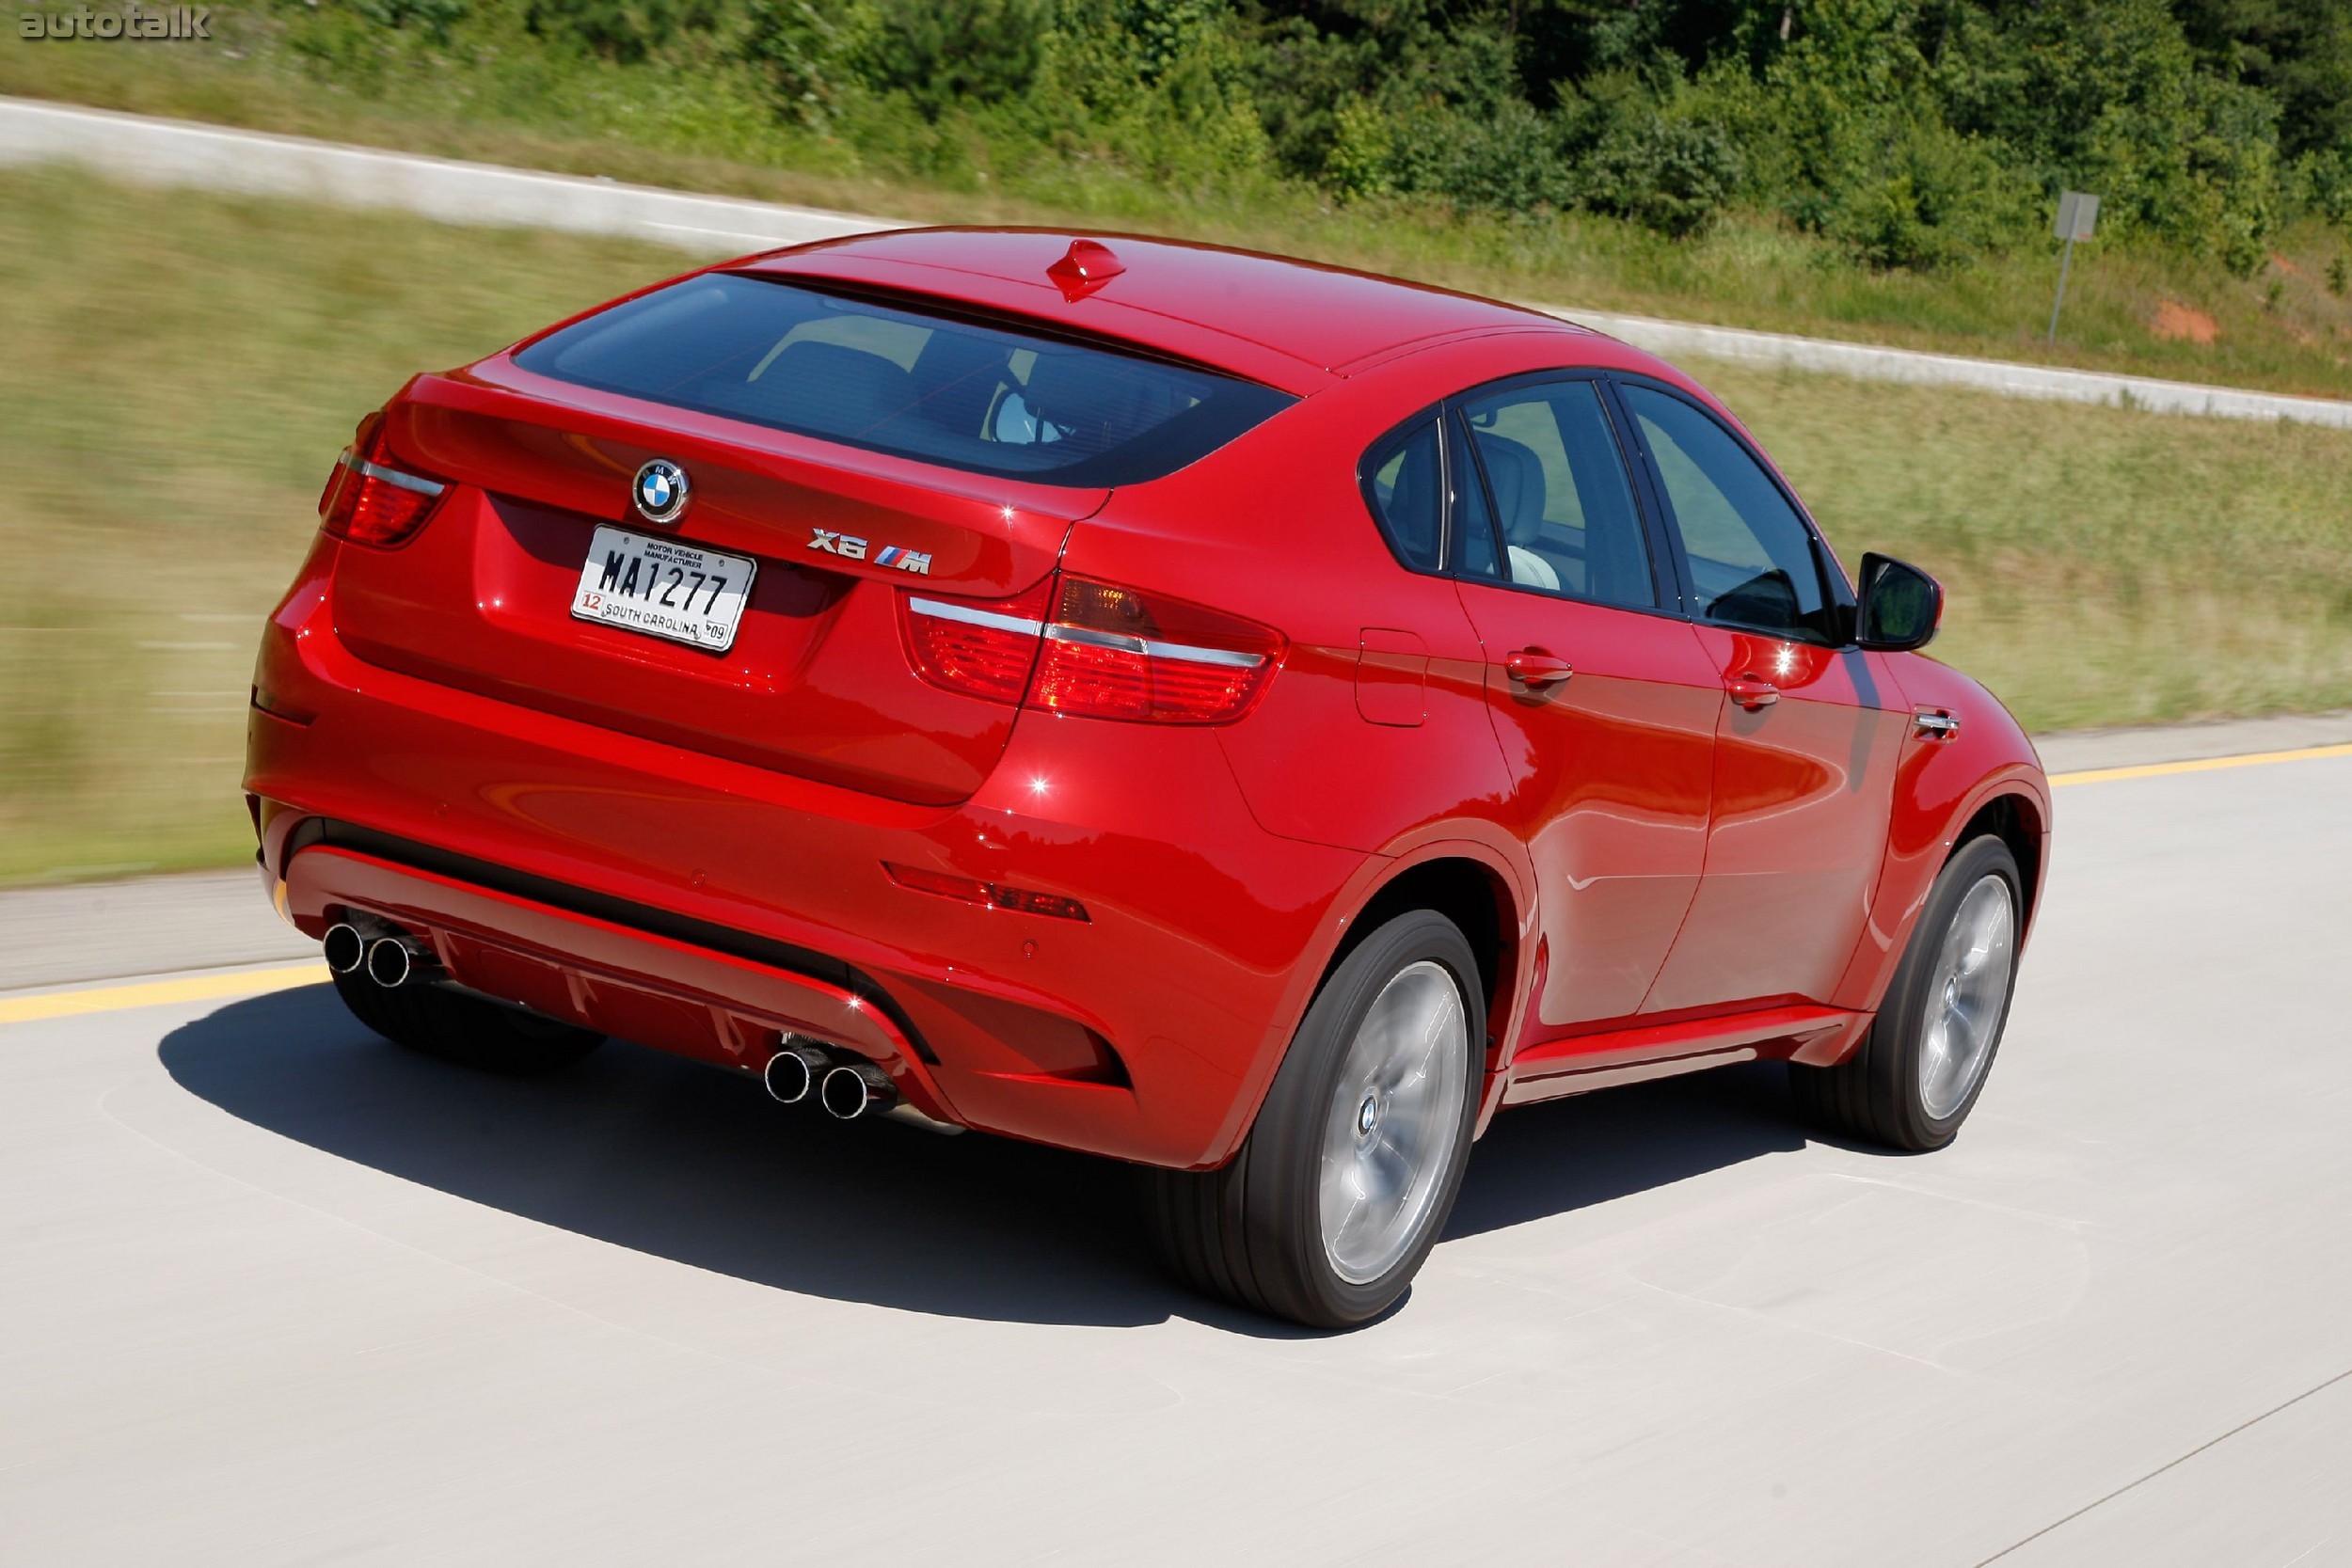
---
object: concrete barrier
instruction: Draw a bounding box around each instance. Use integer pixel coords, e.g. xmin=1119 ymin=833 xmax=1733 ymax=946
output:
xmin=1548 ymin=306 xmax=2352 ymax=428
xmin=0 ymin=95 xmax=881 ymax=251
xmin=8 ymin=94 xmax=2351 ymax=431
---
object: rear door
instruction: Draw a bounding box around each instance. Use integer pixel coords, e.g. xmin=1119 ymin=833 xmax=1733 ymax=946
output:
xmin=1615 ymin=380 xmax=1912 ymax=1012
xmin=1446 ymin=376 xmax=1720 ymax=1030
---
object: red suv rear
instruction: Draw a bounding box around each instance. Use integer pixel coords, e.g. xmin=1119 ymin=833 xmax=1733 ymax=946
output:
xmin=248 ymin=230 xmax=2049 ymax=1327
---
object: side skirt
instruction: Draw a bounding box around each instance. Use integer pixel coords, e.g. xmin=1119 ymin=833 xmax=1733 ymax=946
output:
xmin=1500 ymin=1003 xmax=1867 ymax=1109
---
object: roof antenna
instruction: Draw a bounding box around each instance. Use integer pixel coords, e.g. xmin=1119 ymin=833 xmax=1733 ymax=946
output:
xmin=1047 ymin=239 xmax=1124 ymax=302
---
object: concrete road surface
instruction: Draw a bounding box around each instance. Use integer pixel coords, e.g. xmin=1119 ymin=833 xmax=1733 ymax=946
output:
xmin=5 ymin=749 xmax=2349 ymax=1565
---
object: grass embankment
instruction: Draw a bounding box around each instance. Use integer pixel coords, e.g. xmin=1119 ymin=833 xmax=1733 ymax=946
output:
xmin=7 ymin=36 xmax=2352 ymax=402
xmin=4 ymin=169 xmax=2349 ymax=884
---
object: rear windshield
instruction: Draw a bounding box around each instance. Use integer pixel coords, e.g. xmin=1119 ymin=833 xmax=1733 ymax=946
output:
xmin=513 ymin=273 xmax=1295 ymax=487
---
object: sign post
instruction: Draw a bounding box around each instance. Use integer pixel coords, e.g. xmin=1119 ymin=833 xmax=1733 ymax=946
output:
xmin=2047 ymin=191 xmax=2100 ymax=343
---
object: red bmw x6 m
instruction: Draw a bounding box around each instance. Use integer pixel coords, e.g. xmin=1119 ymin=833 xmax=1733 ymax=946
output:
xmin=246 ymin=230 xmax=2049 ymax=1328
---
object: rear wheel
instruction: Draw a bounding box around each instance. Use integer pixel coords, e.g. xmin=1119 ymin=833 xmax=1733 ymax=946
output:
xmin=1792 ymin=834 xmax=2022 ymax=1150
xmin=332 ymin=969 xmax=604 ymax=1076
xmin=1142 ymin=910 xmax=1483 ymax=1329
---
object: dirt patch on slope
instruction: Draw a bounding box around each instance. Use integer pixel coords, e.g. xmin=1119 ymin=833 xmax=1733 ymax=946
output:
xmin=2152 ymin=300 xmax=2219 ymax=343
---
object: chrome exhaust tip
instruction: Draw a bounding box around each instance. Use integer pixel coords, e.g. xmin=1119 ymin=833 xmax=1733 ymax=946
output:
xmin=364 ymin=935 xmax=433 ymax=989
xmin=322 ymin=923 xmax=367 ymax=976
xmin=762 ymin=1041 xmax=831 ymax=1106
xmin=819 ymin=1062 xmax=896 ymax=1121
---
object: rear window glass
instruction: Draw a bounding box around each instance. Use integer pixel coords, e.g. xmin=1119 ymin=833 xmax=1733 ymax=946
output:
xmin=513 ymin=273 xmax=1295 ymax=487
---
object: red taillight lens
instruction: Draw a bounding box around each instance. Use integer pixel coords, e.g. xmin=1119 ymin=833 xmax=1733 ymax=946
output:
xmin=1032 ymin=578 xmax=1281 ymax=723
xmin=899 ymin=578 xmax=1057 ymax=704
xmin=898 ymin=575 xmax=1282 ymax=723
xmin=319 ymin=412 xmax=448 ymax=548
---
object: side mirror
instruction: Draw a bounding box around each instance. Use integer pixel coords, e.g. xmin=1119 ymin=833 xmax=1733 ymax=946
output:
xmin=1854 ymin=552 xmax=1943 ymax=652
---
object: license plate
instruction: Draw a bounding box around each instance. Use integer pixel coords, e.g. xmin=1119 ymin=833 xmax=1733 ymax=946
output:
xmin=570 ymin=526 xmax=756 ymax=653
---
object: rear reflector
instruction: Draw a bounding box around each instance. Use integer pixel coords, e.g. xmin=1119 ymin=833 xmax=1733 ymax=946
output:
xmin=898 ymin=576 xmax=1280 ymax=724
xmin=883 ymin=863 xmax=1090 ymax=922
xmin=319 ymin=411 xmax=448 ymax=548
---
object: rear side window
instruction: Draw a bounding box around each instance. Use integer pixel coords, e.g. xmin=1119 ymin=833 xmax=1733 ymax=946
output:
xmin=1360 ymin=419 xmax=1445 ymax=572
xmin=514 ymin=273 xmax=1295 ymax=487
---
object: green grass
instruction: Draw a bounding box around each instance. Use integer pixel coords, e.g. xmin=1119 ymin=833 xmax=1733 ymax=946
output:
xmin=8 ymin=31 xmax=2352 ymax=402
xmin=0 ymin=167 xmax=678 ymax=883
xmin=4 ymin=169 xmax=2349 ymax=885
xmin=1712 ymin=361 xmax=2352 ymax=731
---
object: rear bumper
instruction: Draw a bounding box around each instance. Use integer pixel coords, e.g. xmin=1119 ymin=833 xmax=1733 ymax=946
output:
xmin=246 ymin=555 xmax=1369 ymax=1168
xmin=279 ymin=837 xmax=965 ymax=1121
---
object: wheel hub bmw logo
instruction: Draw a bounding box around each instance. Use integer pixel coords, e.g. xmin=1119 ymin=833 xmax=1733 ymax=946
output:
xmin=632 ymin=459 xmax=691 ymax=526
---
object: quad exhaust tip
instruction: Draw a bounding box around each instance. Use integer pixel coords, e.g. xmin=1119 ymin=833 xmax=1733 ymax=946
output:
xmin=820 ymin=1062 xmax=897 ymax=1121
xmin=322 ymin=923 xmax=367 ymax=976
xmin=762 ymin=1041 xmax=831 ymax=1106
xmin=766 ymin=1045 xmax=945 ymax=1132
xmin=364 ymin=935 xmax=435 ymax=990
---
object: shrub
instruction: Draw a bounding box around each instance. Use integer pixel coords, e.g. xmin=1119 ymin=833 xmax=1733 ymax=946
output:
xmin=1823 ymin=115 xmax=2029 ymax=268
xmin=2298 ymin=148 xmax=2352 ymax=228
xmin=1389 ymin=98 xmax=1577 ymax=214
xmin=862 ymin=0 xmax=1047 ymax=119
xmin=737 ymin=0 xmax=884 ymax=129
xmin=1582 ymin=114 xmax=1744 ymax=239
xmin=1324 ymin=96 xmax=1392 ymax=199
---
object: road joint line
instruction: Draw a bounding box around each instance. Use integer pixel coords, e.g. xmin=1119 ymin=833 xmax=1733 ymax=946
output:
xmin=1971 ymin=1363 xmax=2352 ymax=1565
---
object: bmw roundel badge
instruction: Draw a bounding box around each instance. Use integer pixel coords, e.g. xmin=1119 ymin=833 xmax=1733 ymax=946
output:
xmin=632 ymin=458 xmax=691 ymax=526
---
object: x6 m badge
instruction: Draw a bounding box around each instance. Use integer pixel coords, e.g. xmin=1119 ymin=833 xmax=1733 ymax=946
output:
xmin=809 ymin=529 xmax=931 ymax=575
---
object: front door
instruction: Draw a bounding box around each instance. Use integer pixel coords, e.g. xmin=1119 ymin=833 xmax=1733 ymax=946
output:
xmin=1615 ymin=382 xmax=1911 ymax=1012
xmin=1446 ymin=377 xmax=1720 ymax=1032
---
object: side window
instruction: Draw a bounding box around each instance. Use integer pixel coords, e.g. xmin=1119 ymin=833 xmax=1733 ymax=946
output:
xmin=1360 ymin=418 xmax=1444 ymax=573
xmin=1458 ymin=380 xmax=1656 ymax=610
xmin=1447 ymin=416 xmax=1502 ymax=581
xmin=1619 ymin=384 xmax=1837 ymax=643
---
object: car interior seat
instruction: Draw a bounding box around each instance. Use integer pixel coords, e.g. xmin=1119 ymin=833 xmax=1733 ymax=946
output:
xmin=1473 ymin=433 xmax=1562 ymax=593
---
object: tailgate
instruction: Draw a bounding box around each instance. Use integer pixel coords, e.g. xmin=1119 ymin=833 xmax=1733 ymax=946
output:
xmin=330 ymin=372 xmax=1100 ymax=806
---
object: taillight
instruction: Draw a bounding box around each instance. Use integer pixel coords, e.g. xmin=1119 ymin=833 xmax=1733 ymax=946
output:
xmin=318 ymin=411 xmax=448 ymax=547
xmin=900 ymin=577 xmax=1057 ymax=704
xmin=1032 ymin=578 xmax=1281 ymax=723
xmin=898 ymin=575 xmax=1282 ymax=724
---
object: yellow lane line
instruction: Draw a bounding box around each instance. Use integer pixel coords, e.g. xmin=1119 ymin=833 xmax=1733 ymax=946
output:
xmin=2049 ymin=740 xmax=2352 ymax=787
xmin=0 ymin=962 xmax=327 ymax=1027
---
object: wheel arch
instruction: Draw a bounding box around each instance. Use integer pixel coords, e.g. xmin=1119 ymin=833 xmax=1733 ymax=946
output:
xmin=1832 ymin=760 xmax=2050 ymax=1022
xmin=1202 ymin=834 xmax=1534 ymax=1169
xmin=1954 ymin=788 xmax=2047 ymax=933
xmin=1324 ymin=854 xmax=1525 ymax=1076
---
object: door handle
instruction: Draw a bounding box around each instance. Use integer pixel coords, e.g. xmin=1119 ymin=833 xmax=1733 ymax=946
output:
xmin=1726 ymin=675 xmax=1780 ymax=710
xmin=1506 ymin=650 xmax=1575 ymax=687
xmin=1913 ymin=707 xmax=1961 ymax=740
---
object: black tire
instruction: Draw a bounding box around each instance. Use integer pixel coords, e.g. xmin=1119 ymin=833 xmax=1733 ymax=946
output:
xmin=1792 ymin=833 xmax=2024 ymax=1151
xmin=332 ymin=968 xmax=605 ymax=1076
xmin=1141 ymin=910 xmax=1485 ymax=1329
